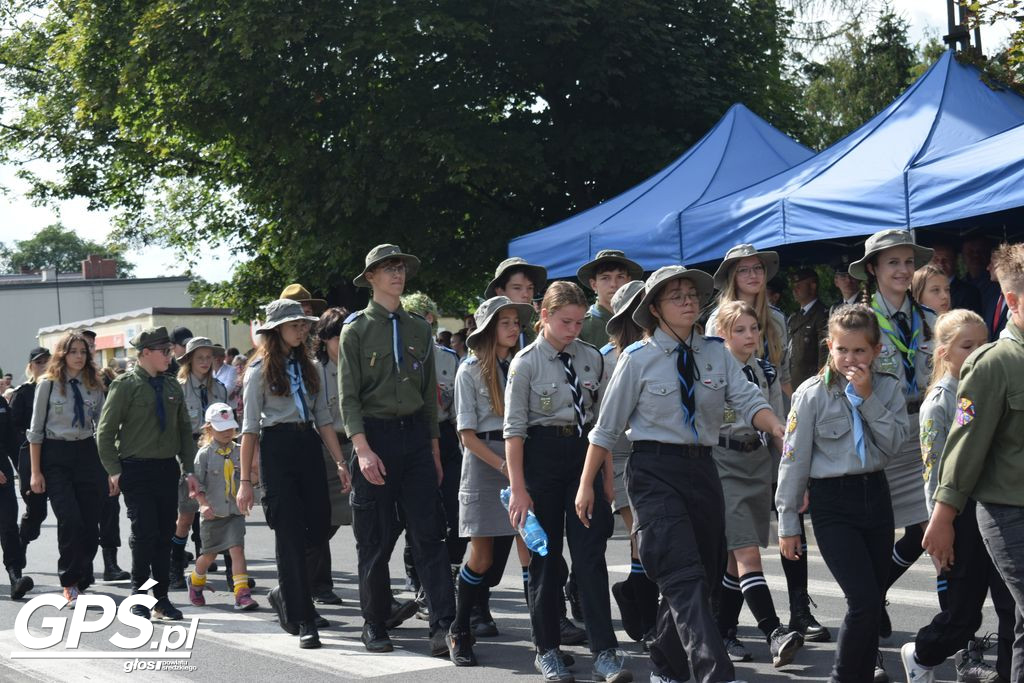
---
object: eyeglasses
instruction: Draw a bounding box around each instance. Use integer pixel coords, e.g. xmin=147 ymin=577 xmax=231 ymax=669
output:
xmin=146 ymin=346 xmax=173 ymax=356
xmin=380 ymin=264 xmax=407 ymax=275
xmin=658 ymin=292 xmax=701 ymax=306
xmin=736 ymin=265 xmax=766 ymax=278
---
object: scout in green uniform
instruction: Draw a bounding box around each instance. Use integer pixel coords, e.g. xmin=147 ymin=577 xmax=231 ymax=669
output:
xmin=925 ymin=242 xmax=1024 ymax=679
xmin=577 ymin=250 xmax=644 ymax=348
xmin=96 ymin=327 xmax=198 ymax=621
xmin=486 ymin=257 xmax=547 ymax=349
xmin=340 ymin=244 xmax=457 ymax=659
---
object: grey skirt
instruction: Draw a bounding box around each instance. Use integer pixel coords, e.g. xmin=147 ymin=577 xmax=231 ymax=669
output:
xmin=458 ymin=437 xmax=516 ymax=538
xmin=712 ymin=444 xmax=772 ymax=550
xmin=885 ymin=411 xmax=929 ymax=529
xmin=199 ymin=514 xmax=246 ymax=555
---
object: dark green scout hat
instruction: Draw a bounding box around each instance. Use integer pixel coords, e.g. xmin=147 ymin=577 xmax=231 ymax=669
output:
xmin=131 ymin=326 xmax=171 ymax=350
xmin=576 ymin=250 xmax=644 ymax=289
xmin=353 ymin=244 xmax=421 ymax=289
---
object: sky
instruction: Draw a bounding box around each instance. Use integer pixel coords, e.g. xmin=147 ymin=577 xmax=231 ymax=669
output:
xmin=0 ymin=1 xmax=1015 ymax=283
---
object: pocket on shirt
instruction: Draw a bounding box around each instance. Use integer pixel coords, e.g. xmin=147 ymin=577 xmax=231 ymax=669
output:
xmin=814 ymin=416 xmax=852 ymax=441
xmin=530 ymin=382 xmax=561 ymax=415
xmin=1007 ymin=390 xmax=1024 ymax=412
xmin=639 ymin=382 xmax=679 ymax=420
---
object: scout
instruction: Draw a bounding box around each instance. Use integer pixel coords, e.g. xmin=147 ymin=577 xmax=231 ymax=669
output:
xmin=0 ymin=385 xmax=33 ymax=601
xmin=485 ymin=257 xmax=548 ymax=348
xmin=280 ymin=283 xmax=328 ymax=317
xmin=925 ymin=242 xmax=1024 ymax=680
xmin=96 ymin=326 xmax=198 ymax=621
xmin=577 ymin=250 xmax=644 ymax=348
xmin=339 ymin=244 xmax=457 ymax=659
xmin=849 ymin=228 xmax=936 ymax=636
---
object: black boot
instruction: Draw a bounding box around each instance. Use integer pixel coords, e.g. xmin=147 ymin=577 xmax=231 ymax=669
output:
xmin=102 ymin=548 xmax=130 ymax=581
xmin=788 ymin=590 xmax=830 ymax=643
xmin=8 ymin=569 xmax=34 ymax=600
xmin=168 ymin=556 xmax=186 ymax=591
xmin=471 ymin=586 xmax=499 ymax=638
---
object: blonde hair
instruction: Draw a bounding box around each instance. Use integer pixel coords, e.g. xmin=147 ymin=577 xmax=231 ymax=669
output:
xmin=927 ymin=309 xmax=986 ymax=396
xmin=177 ymin=352 xmax=218 ymax=392
xmin=716 ymin=264 xmax=783 ymax=366
xmin=991 ymin=242 xmax=1024 ymax=295
xmin=198 ymin=422 xmax=236 ymax=447
xmin=820 ymin=304 xmax=881 ymax=386
xmin=714 ymin=300 xmax=759 ymax=342
xmin=911 ymin=264 xmax=946 ymax=304
xmin=535 ymin=281 xmax=588 ymax=334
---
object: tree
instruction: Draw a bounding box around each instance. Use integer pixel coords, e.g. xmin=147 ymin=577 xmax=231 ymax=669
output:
xmin=0 ymin=0 xmax=800 ymax=316
xmin=799 ymin=7 xmax=917 ymax=149
xmin=0 ymin=223 xmax=135 ymax=277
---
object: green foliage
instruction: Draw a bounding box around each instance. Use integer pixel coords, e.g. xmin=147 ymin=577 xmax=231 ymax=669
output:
xmin=966 ymin=1 xmax=1024 ymax=83
xmin=0 ymin=0 xmax=799 ymax=318
xmin=0 ymin=223 xmax=134 ymax=276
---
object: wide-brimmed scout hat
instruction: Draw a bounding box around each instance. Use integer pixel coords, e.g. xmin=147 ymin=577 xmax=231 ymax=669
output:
xmin=605 ymin=280 xmax=646 ymax=338
xmin=353 ymin=244 xmax=421 ymax=289
xmin=255 ymin=299 xmax=319 ymax=334
xmin=466 ymin=296 xmax=536 ymax=351
xmin=712 ymin=244 xmax=780 ymax=290
xmin=576 ymin=250 xmax=644 ymax=289
xmin=848 ymin=229 xmax=934 ymax=281
xmin=279 ymin=283 xmax=327 ymax=315
xmin=177 ymin=336 xmax=216 ymax=362
xmin=633 ymin=266 xmax=714 ymax=330
xmin=131 ymin=326 xmax=172 ymax=350
xmin=483 ymin=257 xmax=547 ymax=299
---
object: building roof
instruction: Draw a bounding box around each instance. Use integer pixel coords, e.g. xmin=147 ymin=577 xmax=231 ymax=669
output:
xmin=0 ymin=274 xmax=189 ymax=291
xmin=38 ymin=307 xmax=236 ymax=335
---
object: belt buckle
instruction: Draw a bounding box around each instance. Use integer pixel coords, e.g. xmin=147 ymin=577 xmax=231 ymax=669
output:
xmin=558 ymin=425 xmax=574 ymax=437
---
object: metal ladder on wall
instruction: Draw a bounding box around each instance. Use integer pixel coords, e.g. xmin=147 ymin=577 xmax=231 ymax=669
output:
xmin=92 ymin=283 xmax=105 ymax=317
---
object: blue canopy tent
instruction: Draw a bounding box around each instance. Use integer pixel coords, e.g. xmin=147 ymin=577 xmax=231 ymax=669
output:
xmin=507 ymin=104 xmax=813 ymax=278
xmin=678 ymin=51 xmax=1024 ymax=265
xmin=908 ymin=122 xmax=1024 ymax=230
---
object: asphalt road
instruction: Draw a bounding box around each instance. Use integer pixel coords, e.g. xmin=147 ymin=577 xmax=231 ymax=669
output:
xmin=0 ymin=503 xmax=1003 ymax=682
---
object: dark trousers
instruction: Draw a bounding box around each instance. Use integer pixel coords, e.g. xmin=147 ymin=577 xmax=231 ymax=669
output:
xmin=260 ymin=427 xmax=330 ymax=624
xmin=307 ymin=525 xmax=340 ymax=594
xmin=41 ymin=439 xmax=107 ymax=587
xmin=524 ymin=432 xmax=616 ymax=653
xmin=977 ymin=501 xmax=1024 ymax=683
xmin=99 ymin=493 xmax=122 ymax=549
xmin=18 ymin=445 xmax=48 ymax=548
xmin=628 ymin=445 xmax=733 ymax=683
xmin=352 ymin=413 xmax=455 ymax=631
xmin=0 ymin=454 xmax=25 ymax=572
xmin=916 ymin=499 xmax=1015 ymax=679
xmin=809 ymin=472 xmax=894 ymax=683
xmin=439 ymin=419 xmax=468 ymax=565
xmin=121 ymin=457 xmax=179 ymax=598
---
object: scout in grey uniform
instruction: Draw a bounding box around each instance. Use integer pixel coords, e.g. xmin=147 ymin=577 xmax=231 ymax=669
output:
xmin=235 ymin=299 xmax=351 ymax=649
xmin=577 ymin=250 xmax=644 ymax=348
xmin=578 ymin=266 xmax=782 ymax=683
xmin=776 ymin=304 xmax=908 ymax=683
xmin=338 ymin=245 xmax=456 ymax=660
xmin=447 ymin=296 xmax=534 ymax=666
xmin=599 ymin=281 xmax=661 ymax=645
xmin=849 ymin=229 xmax=936 ymax=635
xmin=901 ymin=309 xmax=1012 ymax=683
xmin=504 ymin=280 xmax=629 ymax=683
xmin=709 ymin=301 xmax=803 ymax=667
xmin=170 ymin=336 xmax=228 ymax=590
xmin=486 ymin=257 xmax=547 ymax=349
xmin=27 ymin=331 xmax=107 ymax=603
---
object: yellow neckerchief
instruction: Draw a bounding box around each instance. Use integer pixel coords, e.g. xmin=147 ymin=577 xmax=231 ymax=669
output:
xmin=215 ymin=443 xmax=236 ymax=500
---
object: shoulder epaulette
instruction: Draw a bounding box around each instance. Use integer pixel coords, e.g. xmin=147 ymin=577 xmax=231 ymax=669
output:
xmin=343 ymin=311 xmax=363 ymax=325
xmin=600 ymin=342 xmax=615 ymax=356
xmin=769 ymin=304 xmax=783 ymax=314
xmin=463 ymin=355 xmax=479 ymax=365
xmin=409 ymin=311 xmax=427 ymax=322
xmin=624 ymin=340 xmax=648 ymax=355
xmin=576 ymin=339 xmax=599 ymax=353
xmin=704 ymin=335 xmax=725 ymax=344
xmin=248 ymin=357 xmax=264 ymax=368
xmin=437 ymin=344 xmax=457 ymax=356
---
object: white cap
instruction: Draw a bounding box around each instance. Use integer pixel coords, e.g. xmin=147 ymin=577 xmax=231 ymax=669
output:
xmin=204 ymin=402 xmax=239 ymax=432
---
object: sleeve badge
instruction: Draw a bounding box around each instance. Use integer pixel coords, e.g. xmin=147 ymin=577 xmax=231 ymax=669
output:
xmin=954 ymin=398 xmax=975 ymax=426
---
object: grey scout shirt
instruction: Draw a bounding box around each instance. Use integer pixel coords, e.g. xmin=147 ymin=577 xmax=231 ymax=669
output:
xmin=920 ymin=374 xmax=957 ymax=516
xmin=719 ymin=355 xmax=783 ymax=441
xmin=590 ymin=327 xmax=771 ymax=451
xmin=338 ymin=301 xmax=440 ymax=439
xmin=706 ymin=304 xmax=792 ymax=388
xmin=240 ymin=357 xmax=333 ymax=434
xmin=455 ymin=355 xmax=504 ymax=435
xmin=503 ymin=335 xmax=603 ymax=439
xmin=27 ymin=377 xmax=105 ymax=443
xmin=775 ymin=371 xmax=908 ymax=537
xmin=322 ymin=358 xmax=345 ymax=434
xmin=872 ymin=295 xmax=936 ymax=404
xmin=181 ymin=374 xmax=228 ymax=435
xmin=193 ymin=441 xmax=242 ymax=517
xmin=436 ymin=344 xmax=459 ymax=423
xmin=599 ymin=343 xmax=634 ymax=460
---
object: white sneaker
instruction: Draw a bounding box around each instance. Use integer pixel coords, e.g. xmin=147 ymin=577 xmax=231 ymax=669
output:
xmin=900 ymin=642 xmax=935 ymax=683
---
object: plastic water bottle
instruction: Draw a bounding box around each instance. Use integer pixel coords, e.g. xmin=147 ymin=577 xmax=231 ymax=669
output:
xmin=499 ymin=487 xmax=549 ymax=556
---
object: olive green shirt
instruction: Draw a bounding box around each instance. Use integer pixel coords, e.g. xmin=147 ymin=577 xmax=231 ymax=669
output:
xmin=933 ymin=320 xmax=1024 ymax=512
xmin=339 ymin=300 xmax=440 ymax=438
xmin=580 ymin=303 xmax=613 ymax=348
xmin=96 ymin=365 xmax=197 ymax=476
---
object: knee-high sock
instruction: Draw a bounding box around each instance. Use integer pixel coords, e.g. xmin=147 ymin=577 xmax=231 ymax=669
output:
xmin=887 ymin=525 xmax=925 ymax=590
xmin=740 ymin=571 xmax=781 ymax=637
xmin=936 ymin=574 xmax=948 ymax=612
xmin=780 ymin=515 xmax=808 ymax=601
xmin=454 ymin=565 xmax=484 ymax=633
xmin=170 ymin=535 xmax=187 ymax=564
xmin=717 ymin=572 xmax=744 ymax=636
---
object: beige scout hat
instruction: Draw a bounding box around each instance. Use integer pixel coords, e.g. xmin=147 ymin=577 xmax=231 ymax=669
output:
xmin=712 ymin=244 xmax=780 ymax=290
xmin=466 ymin=296 xmax=536 ymax=351
xmin=848 ymin=229 xmax=934 ymax=281
xmin=279 ymin=284 xmax=327 ymax=315
xmin=605 ymin=280 xmax=646 ymax=338
xmin=633 ymin=266 xmax=714 ymax=330
xmin=576 ymin=250 xmax=645 ymax=289
xmin=176 ymin=336 xmax=216 ymax=362
xmin=483 ymin=257 xmax=548 ymax=299
xmin=353 ymin=244 xmax=421 ymax=289
xmin=255 ymin=299 xmax=319 ymax=334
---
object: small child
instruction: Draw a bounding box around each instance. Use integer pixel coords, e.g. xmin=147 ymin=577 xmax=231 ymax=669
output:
xmin=188 ymin=403 xmax=257 ymax=610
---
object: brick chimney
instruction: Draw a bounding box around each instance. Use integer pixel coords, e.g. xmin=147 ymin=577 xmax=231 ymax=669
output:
xmin=81 ymin=254 xmax=117 ymax=279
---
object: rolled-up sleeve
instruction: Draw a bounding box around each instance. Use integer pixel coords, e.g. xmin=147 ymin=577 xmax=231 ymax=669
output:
xmin=776 ymin=388 xmax=816 ymax=537
xmin=311 ymin=365 xmax=333 ymax=427
xmin=241 ymin=365 xmax=264 ymax=435
xmin=589 ymin=354 xmax=639 ymax=451
xmin=859 ymin=380 xmax=908 ymax=458
xmin=26 ymin=379 xmax=51 ymax=444
xmin=502 ymin=355 xmax=532 ymax=440
xmin=455 ymin=364 xmax=478 ymax=433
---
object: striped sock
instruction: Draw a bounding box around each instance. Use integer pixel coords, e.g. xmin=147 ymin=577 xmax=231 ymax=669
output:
xmin=740 ymin=571 xmax=781 ymax=637
xmin=936 ymin=574 xmax=949 ymax=611
xmin=171 ymin=534 xmax=187 ymax=563
xmin=717 ymin=572 xmax=744 ymax=635
xmin=522 ymin=567 xmax=530 ymax=606
xmin=455 ymin=566 xmax=485 ymax=633
xmin=232 ymin=574 xmax=249 ymax=596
